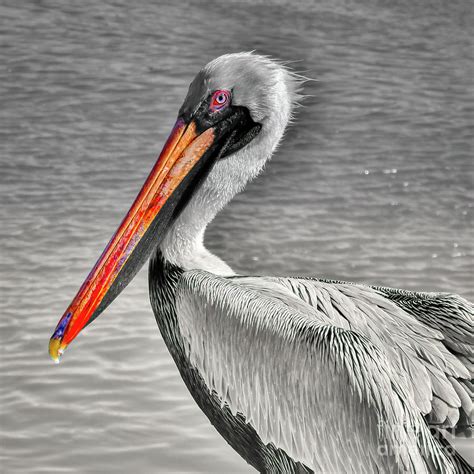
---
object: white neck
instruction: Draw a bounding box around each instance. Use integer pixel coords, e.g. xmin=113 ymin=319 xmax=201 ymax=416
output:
xmin=159 ymin=183 xmax=235 ymax=276
xmin=159 ymin=135 xmax=273 ymax=276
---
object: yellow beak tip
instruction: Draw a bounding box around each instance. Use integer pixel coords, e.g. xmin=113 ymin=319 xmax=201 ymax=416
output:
xmin=49 ymin=338 xmax=67 ymax=364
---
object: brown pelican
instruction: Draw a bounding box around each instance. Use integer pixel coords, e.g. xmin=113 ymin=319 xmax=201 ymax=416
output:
xmin=49 ymin=52 xmax=473 ymax=473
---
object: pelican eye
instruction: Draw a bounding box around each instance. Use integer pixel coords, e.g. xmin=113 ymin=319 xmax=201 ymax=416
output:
xmin=210 ymin=89 xmax=231 ymax=112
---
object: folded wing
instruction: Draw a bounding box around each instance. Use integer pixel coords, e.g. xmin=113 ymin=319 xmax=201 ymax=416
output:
xmin=175 ymin=271 xmax=471 ymax=473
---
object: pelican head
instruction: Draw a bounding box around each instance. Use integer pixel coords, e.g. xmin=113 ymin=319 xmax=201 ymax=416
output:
xmin=49 ymin=52 xmax=304 ymax=361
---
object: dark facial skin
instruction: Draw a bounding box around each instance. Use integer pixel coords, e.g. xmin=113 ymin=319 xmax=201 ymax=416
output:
xmin=179 ymin=92 xmax=262 ymax=160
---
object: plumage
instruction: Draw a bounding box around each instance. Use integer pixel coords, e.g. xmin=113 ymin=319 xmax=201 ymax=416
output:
xmin=172 ymin=272 xmax=472 ymax=473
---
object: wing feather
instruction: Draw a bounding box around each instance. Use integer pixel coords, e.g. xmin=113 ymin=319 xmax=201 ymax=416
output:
xmin=269 ymin=277 xmax=472 ymax=430
xmin=176 ymin=271 xmax=461 ymax=473
xmin=371 ymin=288 xmax=474 ymax=357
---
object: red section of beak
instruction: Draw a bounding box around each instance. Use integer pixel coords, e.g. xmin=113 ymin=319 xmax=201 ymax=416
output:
xmin=49 ymin=119 xmax=215 ymax=362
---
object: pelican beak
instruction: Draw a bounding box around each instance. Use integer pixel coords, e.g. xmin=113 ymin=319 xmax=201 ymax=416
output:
xmin=49 ymin=110 xmax=237 ymax=363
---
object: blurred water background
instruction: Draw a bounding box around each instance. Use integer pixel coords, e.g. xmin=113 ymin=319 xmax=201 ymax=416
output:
xmin=1 ymin=0 xmax=473 ymax=472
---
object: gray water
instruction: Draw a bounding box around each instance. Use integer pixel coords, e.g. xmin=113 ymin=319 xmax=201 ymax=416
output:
xmin=1 ymin=0 xmax=473 ymax=472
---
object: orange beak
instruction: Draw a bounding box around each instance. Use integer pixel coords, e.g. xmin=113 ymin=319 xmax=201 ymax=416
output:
xmin=49 ymin=118 xmax=216 ymax=362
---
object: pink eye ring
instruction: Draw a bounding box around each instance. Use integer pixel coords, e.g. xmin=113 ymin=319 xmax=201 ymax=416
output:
xmin=210 ymin=90 xmax=231 ymax=112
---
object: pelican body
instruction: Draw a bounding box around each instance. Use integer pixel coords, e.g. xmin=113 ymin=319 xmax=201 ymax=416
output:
xmin=49 ymin=53 xmax=473 ymax=473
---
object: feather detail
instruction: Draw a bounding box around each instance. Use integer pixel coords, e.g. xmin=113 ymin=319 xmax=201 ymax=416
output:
xmin=175 ymin=270 xmax=468 ymax=473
